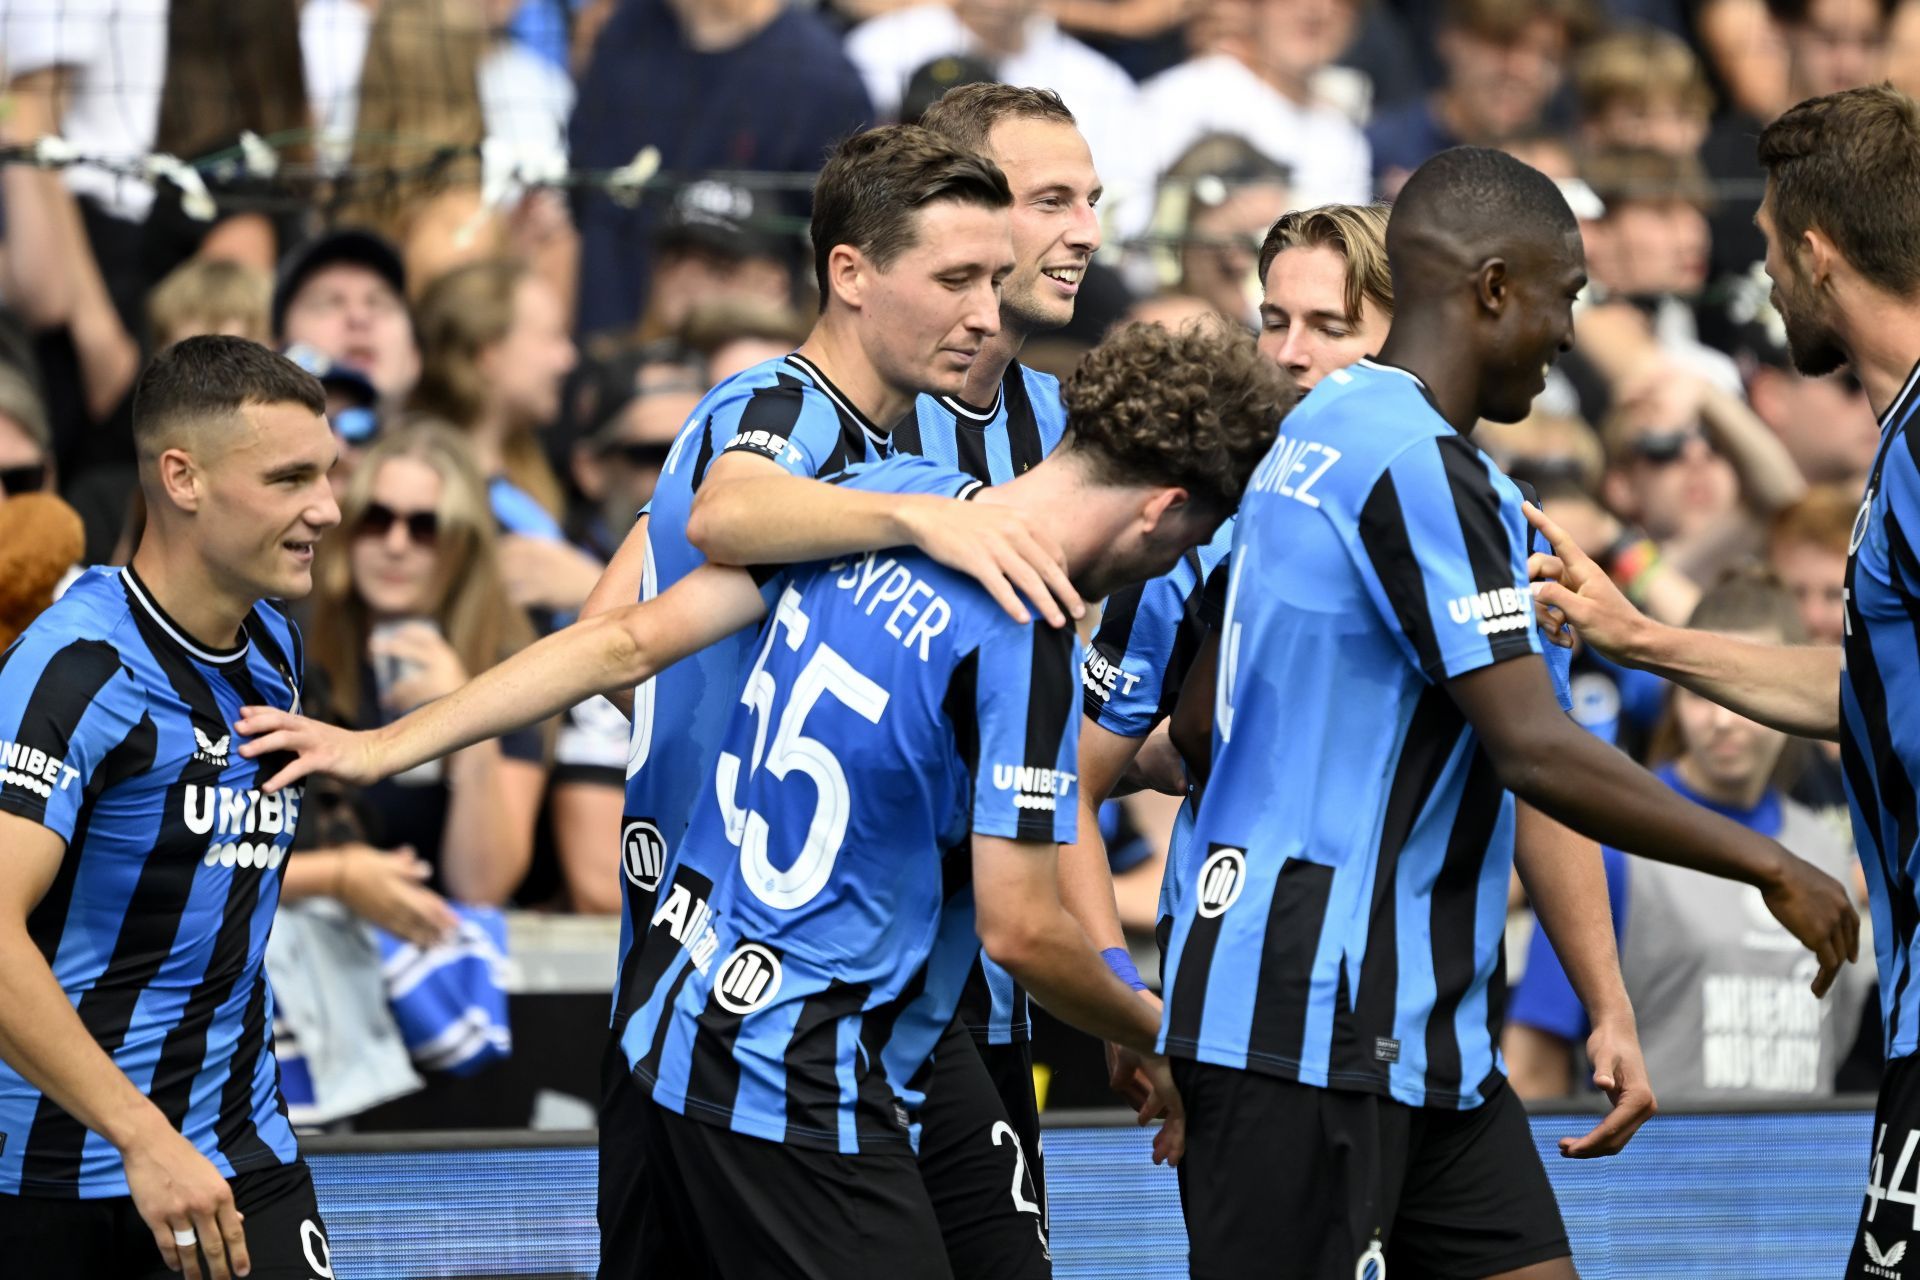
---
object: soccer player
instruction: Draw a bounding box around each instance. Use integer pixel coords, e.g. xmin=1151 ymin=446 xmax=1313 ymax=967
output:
xmin=0 ymin=337 xmax=340 ymax=1280
xmin=235 ymin=320 xmax=1294 ymax=1277
xmin=1520 ymin=85 xmax=1920 ymax=1277
xmin=625 ymin=86 xmax=1108 ymax=1274
xmin=1157 ymin=147 xmax=1858 ymax=1280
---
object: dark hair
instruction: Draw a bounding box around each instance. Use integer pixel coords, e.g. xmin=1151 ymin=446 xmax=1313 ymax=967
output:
xmin=1581 ymin=147 xmax=1716 ymax=211
xmin=1386 ymin=146 xmax=1579 ymax=288
xmin=810 ymin=125 xmax=1013 ymax=308
xmin=1758 ymin=84 xmax=1920 ymax=299
xmin=1062 ymin=322 xmax=1293 ymax=513
xmin=155 ymin=0 xmax=309 ymax=161
xmin=132 ymin=335 xmax=326 ymax=457
xmin=1444 ymin=0 xmax=1597 ymax=43
xmin=918 ymin=83 xmax=1077 ymax=159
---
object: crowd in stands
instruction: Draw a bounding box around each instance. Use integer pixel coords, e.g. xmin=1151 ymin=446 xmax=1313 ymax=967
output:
xmin=0 ymin=0 xmax=1902 ymax=1109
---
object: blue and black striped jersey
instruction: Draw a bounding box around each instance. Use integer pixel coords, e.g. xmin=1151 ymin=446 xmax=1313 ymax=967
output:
xmin=619 ymin=543 xmax=1080 ymax=1153
xmin=1081 ymin=520 xmax=1234 ymax=937
xmin=900 ymin=360 xmax=1069 ymax=1046
xmin=614 ymin=353 xmax=899 ymax=1036
xmin=0 ymin=568 xmax=305 ymax=1196
xmin=1840 ymin=362 xmax=1920 ymax=1063
xmin=1158 ymin=359 xmax=1546 ymax=1111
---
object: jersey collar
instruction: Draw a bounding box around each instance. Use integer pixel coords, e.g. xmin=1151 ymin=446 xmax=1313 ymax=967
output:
xmin=938 ymin=358 xmax=1022 ymax=425
xmin=1879 ymin=356 xmax=1920 ymax=434
xmin=1355 ymin=357 xmax=1450 ymax=424
xmin=784 ymin=353 xmax=888 ymax=450
xmin=121 ymin=567 xmax=250 ymax=665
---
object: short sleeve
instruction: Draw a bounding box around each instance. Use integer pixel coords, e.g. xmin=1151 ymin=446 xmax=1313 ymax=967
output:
xmin=0 ymin=633 xmax=142 ymax=841
xmin=1081 ymin=574 xmax=1184 ymax=738
xmin=713 ymin=383 xmax=850 ymax=478
xmin=963 ymin=619 xmax=1079 ymax=844
xmin=825 ymin=455 xmax=980 ymax=500
xmin=1877 ymin=425 xmax=1920 ymax=591
xmin=1354 ymin=434 xmax=1543 ymax=683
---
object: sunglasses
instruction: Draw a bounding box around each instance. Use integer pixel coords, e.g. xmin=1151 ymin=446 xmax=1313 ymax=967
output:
xmin=0 ymin=464 xmax=47 ymax=496
xmin=1629 ymin=427 xmax=1710 ymax=466
xmin=356 ymin=502 xmax=439 ymax=546
xmin=599 ymin=440 xmax=674 ymax=468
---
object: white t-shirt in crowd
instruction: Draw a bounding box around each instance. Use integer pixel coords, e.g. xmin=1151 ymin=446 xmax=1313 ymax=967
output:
xmin=844 ymin=5 xmax=1150 ymax=232
xmin=0 ymin=0 xmax=168 ymax=221
xmin=1128 ymin=53 xmax=1373 ymax=240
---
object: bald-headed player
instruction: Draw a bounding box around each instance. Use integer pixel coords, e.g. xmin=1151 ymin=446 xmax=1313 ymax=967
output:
xmin=0 ymin=338 xmax=340 ymax=1280
xmin=1157 ymin=147 xmax=1858 ymax=1279
xmin=1522 ymin=85 xmax=1920 ymax=1278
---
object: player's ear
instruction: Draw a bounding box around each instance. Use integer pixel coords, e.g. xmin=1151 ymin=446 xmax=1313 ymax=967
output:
xmin=827 ymin=243 xmax=867 ymax=310
xmin=1139 ymin=486 xmax=1190 ymax=535
xmin=1801 ymin=225 xmax=1837 ymax=289
xmin=1475 ymin=257 xmax=1509 ymax=317
xmin=154 ymin=447 xmax=204 ymax=514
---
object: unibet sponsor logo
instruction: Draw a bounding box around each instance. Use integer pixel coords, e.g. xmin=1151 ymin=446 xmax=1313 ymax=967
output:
xmin=651 ymin=882 xmax=720 ymax=974
xmin=724 ymin=428 xmax=804 ymax=467
xmin=714 ymin=943 xmax=782 ymax=1015
xmin=1445 ymin=587 xmax=1532 ymax=636
xmin=1196 ymin=848 xmax=1246 ymax=919
xmin=1081 ymin=649 xmax=1143 ymax=705
xmin=192 ymin=727 xmax=230 ymax=767
xmin=993 ymin=765 xmax=1076 ymax=812
xmin=0 ymin=739 xmax=80 ymax=798
xmin=186 ymin=784 xmax=300 ymax=872
xmin=622 ymin=819 xmax=667 ymax=891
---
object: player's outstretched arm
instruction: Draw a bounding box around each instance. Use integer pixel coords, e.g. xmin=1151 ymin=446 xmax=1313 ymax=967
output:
xmin=687 ymin=452 xmax=1083 ymax=627
xmin=1447 ymin=656 xmax=1860 ymax=995
xmin=1512 ymin=804 xmax=1655 ymax=1159
xmin=1526 ymin=502 xmax=1843 ymax=740
xmin=0 ymin=813 xmax=249 ymax=1280
xmin=236 ymin=562 xmax=769 ymax=792
xmin=576 ymin=511 xmax=653 ymax=718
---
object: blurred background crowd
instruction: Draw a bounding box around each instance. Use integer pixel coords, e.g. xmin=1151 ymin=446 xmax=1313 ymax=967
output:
xmin=0 ymin=0 xmax=1898 ymax=1121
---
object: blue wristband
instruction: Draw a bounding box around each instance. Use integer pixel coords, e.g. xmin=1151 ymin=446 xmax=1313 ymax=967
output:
xmin=1102 ymin=946 xmax=1148 ymax=992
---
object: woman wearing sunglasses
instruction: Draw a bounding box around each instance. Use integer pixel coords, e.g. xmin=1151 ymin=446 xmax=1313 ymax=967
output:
xmin=306 ymin=422 xmax=549 ymax=905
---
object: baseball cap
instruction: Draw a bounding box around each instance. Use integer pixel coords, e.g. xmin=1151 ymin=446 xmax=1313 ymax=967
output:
xmin=272 ymin=228 xmax=408 ymax=338
xmin=902 ymin=55 xmax=998 ymax=125
xmin=655 ymin=179 xmax=788 ymax=263
xmin=282 ymin=342 xmax=381 ymax=443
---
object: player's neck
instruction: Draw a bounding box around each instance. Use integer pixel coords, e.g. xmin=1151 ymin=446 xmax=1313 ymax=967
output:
xmin=976 ymin=462 xmax=1128 ymax=598
xmin=795 ymin=322 xmax=908 ymax=431
xmin=1373 ymin=318 xmax=1482 ymax=434
xmin=958 ymin=326 xmax=1025 ymax=408
xmin=129 ymin=534 xmax=253 ymax=652
xmin=1836 ymin=291 xmax=1920 ymax=422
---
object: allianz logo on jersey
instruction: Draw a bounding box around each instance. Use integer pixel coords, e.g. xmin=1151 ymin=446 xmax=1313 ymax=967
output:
xmin=714 ymin=942 xmax=783 ymax=1015
xmin=0 ymin=739 xmax=81 ymax=798
xmin=1197 ymin=847 xmax=1247 ymax=918
xmin=993 ymin=764 xmax=1076 ymax=811
xmin=1446 ymin=586 xmax=1532 ymax=636
xmin=652 ymin=880 xmax=721 ymax=975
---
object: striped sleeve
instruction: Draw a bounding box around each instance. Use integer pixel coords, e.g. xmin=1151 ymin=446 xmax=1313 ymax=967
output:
xmin=960 ymin=619 xmax=1080 ymax=843
xmin=1881 ymin=425 xmax=1920 ymax=590
xmin=0 ymin=633 xmax=142 ymax=840
xmin=824 ymin=455 xmax=981 ymax=499
xmin=715 ymin=381 xmax=848 ymax=478
xmin=1355 ymin=435 xmax=1543 ymax=683
xmin=1081 ymin=574 xmax=1182 ymax=738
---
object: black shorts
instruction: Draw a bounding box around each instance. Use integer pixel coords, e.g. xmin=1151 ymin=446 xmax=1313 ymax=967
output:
xmin=1174 ymin=1059 xmax=1570 ymax=1280
xmin=915 ymin=1020 xmax=1050 ymax=1279
xmin=0 ymin=1158 xmax=331 ymax=1279
xmin=1850 ymin=1050 xmax=1920 ymax=1278
xmin=597 ymin=1037 xmax=952 ymax=1280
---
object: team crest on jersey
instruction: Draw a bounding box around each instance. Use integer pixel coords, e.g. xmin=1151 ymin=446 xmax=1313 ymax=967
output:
xmin=192 ymin=727 xmax=231 ymax=767
xmin=714 ymin=942 xmax=782 ymax=1014
xmin=1355 ymin=1239 xmax=1387 ymax=1280
xmin=622 ymin=818 xmax=667 ymax=890
xmin=1196 ymin=847 xmax=1247 ymax=919
xmin=1854 ymin=491 xmax=1875 ymax=556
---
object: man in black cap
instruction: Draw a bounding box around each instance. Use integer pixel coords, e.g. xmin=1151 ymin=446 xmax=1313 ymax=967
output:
xmin=272 ymin=229 xmax=421 ymax=407
xmin=632 ymin=180 xmax=797 ymax=342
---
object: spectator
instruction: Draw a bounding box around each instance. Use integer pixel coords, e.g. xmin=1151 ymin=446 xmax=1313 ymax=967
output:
xmin=274 ymin=228 xmax=423 ymax=407
xmin=633 ymin=180 xmax=799 ymax=344
xmin=147 ymin=258 xmax=273 ymax=349
xmin=566 ymin=348 xmax=708 ymax=560
xmin=1504 ymin=571 xmax=1868 ymax=1103
xmin=1143 ymin=134 xmax=1294 ymax=329
xmin=1768 ymin=484 xmax=1856 ymax=648
xmin=679 ymin=298 xmax=812 ymax=386
xmin=1366 ymin=0 xmax=1593 ymax=198
xmin=1701 ymin=0 xmax=1897 ymax=281
xmin=1124 ymin=290 xmax=1218 ymax=331
xmin=1574 ymin=26 xmax=1714 ymax=158
xmin=1741 ymin=323 xmax=1881 ymax=490
xmin=1130 ymin=0 xmax=1372 ymax=241
xmin=843 ymin=1 xmax=1145 ymax=220
xmin=569 ymin=0 xmax=870 ymax=336
xmin=0 ymin=361 xmax=55 ymax=508
xmin=307 ymin=422 xmax=549 ymax=906
xmin=476 ymin=0 xmax=576 ymax=156
xmin=281 ymin=343 xmax=385 ymax=500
